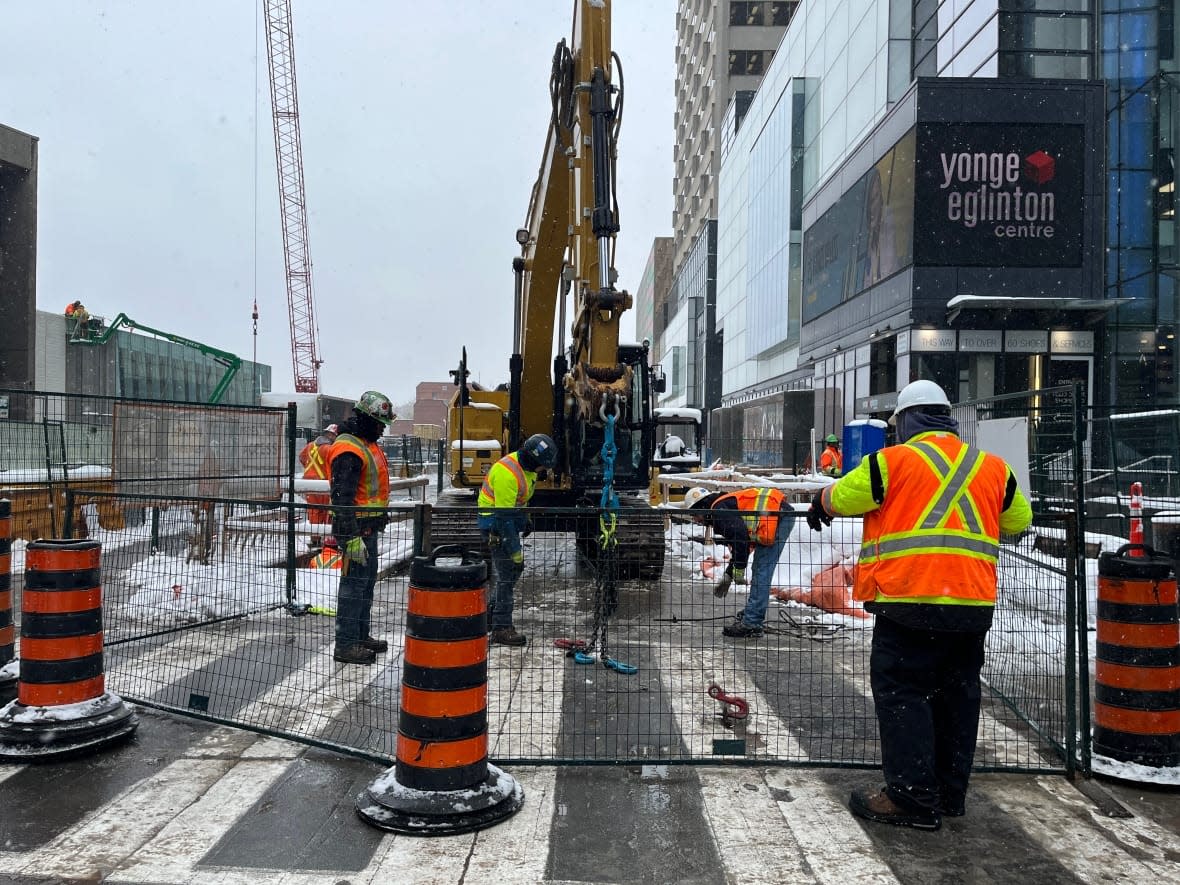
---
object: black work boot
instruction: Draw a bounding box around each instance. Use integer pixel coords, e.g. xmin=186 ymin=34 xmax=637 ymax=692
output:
xmin=334 ymin=643 xmax=377 ymax=665
xmin=489 ymin=626 xmax=527 ymax=646
xmin=359 ymin=636 xmax=389 ymax=653
xmin=722 ymin=619 xmax=763 ymax=639
xmin=849 ymin=789 xmax=941 ymax=831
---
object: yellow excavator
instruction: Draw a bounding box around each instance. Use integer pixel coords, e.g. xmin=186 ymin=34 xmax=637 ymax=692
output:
xmin=439 ymin=0 xmax=665 ymax=579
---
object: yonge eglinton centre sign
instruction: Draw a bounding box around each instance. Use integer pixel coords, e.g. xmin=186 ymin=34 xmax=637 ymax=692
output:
xmin=914 ymin=123 xmax=1085 ymax=267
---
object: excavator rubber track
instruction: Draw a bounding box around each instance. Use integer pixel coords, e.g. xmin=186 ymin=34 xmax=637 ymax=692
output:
xmin=574 ymin=496 xmax=666 ymax=581
xmin=428 ymin=489 xmax=488 ymax=558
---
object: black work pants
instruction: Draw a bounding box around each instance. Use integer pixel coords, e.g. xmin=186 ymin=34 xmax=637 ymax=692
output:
xmin=869 ymin=613 xmax=987 ymax=813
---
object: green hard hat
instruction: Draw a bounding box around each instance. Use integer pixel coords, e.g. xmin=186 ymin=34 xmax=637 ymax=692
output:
xmin=825 ymin=434 xmax=839 ymax=444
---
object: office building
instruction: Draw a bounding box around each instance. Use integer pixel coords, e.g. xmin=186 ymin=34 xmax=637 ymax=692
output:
xmin=691 ymin=0 xmax=1168 ymax=456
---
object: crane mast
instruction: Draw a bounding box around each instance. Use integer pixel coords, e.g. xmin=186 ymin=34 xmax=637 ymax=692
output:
xmin=263 ymin=0 xmax=322 ymax=393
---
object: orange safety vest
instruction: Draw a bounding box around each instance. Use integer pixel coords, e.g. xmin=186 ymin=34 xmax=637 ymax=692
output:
xmin=714 ymin=487 xmax=788 ymax=546
xmin=819 ymin=446 xmax=842 ymax=473
xmin=311 ymin=548 xmax=342 ymax=569
xmin=478 ymin=452 xmax=531 ymax=508
xmin=848 ymin=434 xmax=1010 ymax=604
xmin=302 ymin=441 xmax=332 ymax=481
xmin=328 ymin=433 xmax=391 ymax=512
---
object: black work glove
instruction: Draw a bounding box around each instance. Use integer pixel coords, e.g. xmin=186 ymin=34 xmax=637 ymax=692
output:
xmin=806 ymin=490 xmax=833 ymax=533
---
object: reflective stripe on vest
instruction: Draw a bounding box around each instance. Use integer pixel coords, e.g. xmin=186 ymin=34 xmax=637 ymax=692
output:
xmin=312 ymin=550 xmax=342 ymax=569
xmin=479 ymin=453 xmax=528 ymax=507
xmin=303 ymin=442 xmax=330 ymax=480
xmin=716 ymin=487 xmax=786 ymax=546
xmin=330 ymin=434 xmax=390 ymax=511
xmin=853 ymin=434 xmax=1007 ymax=605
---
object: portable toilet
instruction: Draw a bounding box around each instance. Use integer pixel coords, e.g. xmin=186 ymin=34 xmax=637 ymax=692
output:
xmin=843 ymin=419 xmax=888 ymax=473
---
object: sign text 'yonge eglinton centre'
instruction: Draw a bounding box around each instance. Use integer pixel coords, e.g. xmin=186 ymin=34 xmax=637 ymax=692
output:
xmin=913 ymin=123 xmax=1085 ymax=267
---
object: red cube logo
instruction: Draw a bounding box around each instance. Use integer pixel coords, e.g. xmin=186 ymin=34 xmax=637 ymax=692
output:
xmin=1024 ymin=150 xmax=1055 ymax=185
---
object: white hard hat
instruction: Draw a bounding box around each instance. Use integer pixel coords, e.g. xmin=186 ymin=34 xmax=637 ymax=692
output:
xmin=891 ymin=379 xmax=951 ymax=425
xmin=323 ymin=423 xmax=339 ymax=435
xmin=682 ymin=487 xmax=711 ymax=510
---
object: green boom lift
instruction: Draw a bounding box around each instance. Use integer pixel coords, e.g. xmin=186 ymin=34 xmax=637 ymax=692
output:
xmin=70 ymin=312 xmax=243 ymax=404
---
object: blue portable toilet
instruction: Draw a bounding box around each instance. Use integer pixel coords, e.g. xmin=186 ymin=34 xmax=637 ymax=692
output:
xmin=842 ymin=419 xmax=888 ymax=474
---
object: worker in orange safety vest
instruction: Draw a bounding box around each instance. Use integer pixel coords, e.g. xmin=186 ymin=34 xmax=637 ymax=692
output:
xmin=819 ymin=433 xmax=842 ymax=476
xmin=806 ymin=379 xmax=1032 ymax=832
xmin=299 ymin=424 xmax=338 ymax=524
xmin=310 ymin=536 xmax=343 ymax=569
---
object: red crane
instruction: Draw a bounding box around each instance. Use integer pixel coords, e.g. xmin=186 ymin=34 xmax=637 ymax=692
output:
xmin=263 ymin=0 xmax=322 ymax=393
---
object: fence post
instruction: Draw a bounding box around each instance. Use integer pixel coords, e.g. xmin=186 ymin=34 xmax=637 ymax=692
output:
xmin=0 ymin=539 xmax=138 ymax=760
xmin=1071 ymin=379 xmax=1091 ymax=773
xmin=436 ymin=439 xmax=444 ymax=493
xmin=63 ymin=488 xmax=75 ymax=539
xmin=0 ymin=500 xmax=15 ymax=705
xmin=150 ymin=507 xmax=160 ymax=554
xmin=286 ymin=402 xmax=298 ymax=607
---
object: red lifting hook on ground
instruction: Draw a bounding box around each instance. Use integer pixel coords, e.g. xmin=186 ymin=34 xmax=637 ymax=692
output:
xmin=707 ymin=683 xmax=749 ymax=728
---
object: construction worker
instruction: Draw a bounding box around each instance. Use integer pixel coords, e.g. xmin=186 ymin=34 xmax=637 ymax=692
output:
xmin=477 ymin=433 xmax=557 ymax=646
xmin=299 ymin=423 xmax=339 ymax=524
xmin=65 ymin=301 xmax=90 ymax=340
xmin=819 ymin=433 xmax=842 ymax=476
xmin=329 ymin=391 xmax=394 ymax=665
xmin=683 ymin=484 xmax=797 ymax=638
xmin=806 ymin=379 xmax=1032 ymax=831
xmin=310 ymin=535 xmax=343 ymax=569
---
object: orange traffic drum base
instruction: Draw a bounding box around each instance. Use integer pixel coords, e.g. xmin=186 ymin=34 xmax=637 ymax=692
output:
xmin=355 ymin=762 xmax=524 ymax=836
xmin=0 ymin=691 xmax=138 ymax=762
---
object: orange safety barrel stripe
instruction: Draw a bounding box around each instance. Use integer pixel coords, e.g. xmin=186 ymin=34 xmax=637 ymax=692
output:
xmin=1096 ymin=621 xmax=1180 ymax=649
xmin=400 ymin=684 xmax=487 ymax=719
xmin=22 ymin=588 xmax=102 ymax=614
xmin=19 ymin=633 xmax=104 ymax=661
xmin=1094 ymin=702 xmax=1180 ymax=735
xmin=397 ymin=733 xmax=487 ymax=769
xmin=0 ymin=522 xmax=9 ymax=540
xmin=404 ymin=636 xmax=487 ymax=669
xmin=26 ymin=546 xmax=101 ymax=572
xmin=407 ymin=586 xmax=486 ymax=619
xmin=1096 ymin=660 xmax=1180 ymax=692
xmin=1098 ymin=576 xmax=1179 ymax=606
xmin=0 ymin=553 xmax=9 ymax=570
xmin=0 ymin=625 xmax=13 ymax=645
xmin=0 ymin=589 xmax=10 ymax=609
xmin=18 ymin=675 xmax=105 ymax=707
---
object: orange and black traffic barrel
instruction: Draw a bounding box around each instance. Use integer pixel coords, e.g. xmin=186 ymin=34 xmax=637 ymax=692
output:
xmin=356 ymin=544 xmax=523 ymax=835
xmin=1093 ymin=543 xmax=1180 ymax=768
xmin=0 ymin=539 xmax=137 ymax=761
xmin=0 ymin=500 xmax=14 ymax=705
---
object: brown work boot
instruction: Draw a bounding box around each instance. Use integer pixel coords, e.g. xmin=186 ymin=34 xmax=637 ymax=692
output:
xmin=359 ymin=636 xmax=388 ymax=653
xmin=849 ymin=789 xmax=941 ymax=831
xmin=333 ymin=643 xmax=377 ymax=665
xmin=489 ymin=626 xmax=527 ymax=647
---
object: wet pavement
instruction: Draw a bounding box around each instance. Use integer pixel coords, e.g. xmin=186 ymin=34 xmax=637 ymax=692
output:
xmin=0 ymin=707 xmax=1179 ymax=884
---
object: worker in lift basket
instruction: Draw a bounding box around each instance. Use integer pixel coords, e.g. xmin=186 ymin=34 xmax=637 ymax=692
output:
xmin=806 ymin=379 xmax=1032 ymax=831
xmin=477 ymin=433 xmax=557 ymax=647
xmin=329 ymin=391 xmax=395 ymax=665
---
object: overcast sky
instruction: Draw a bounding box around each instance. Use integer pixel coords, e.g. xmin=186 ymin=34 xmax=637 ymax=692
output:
xmin=1 ymin=1 xmax=675 ymax=406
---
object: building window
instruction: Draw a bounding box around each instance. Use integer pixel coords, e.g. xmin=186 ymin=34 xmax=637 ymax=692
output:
xmin=728 ymin=49 xmax=773 ymax=76
xmin=730 ymin=1 xmax=764 ymax=26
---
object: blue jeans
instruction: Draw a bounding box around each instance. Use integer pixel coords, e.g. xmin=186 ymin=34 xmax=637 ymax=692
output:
xmin=740 ymin=509 xmax=797 ymax=628
xmin=483 ymin=530 xmax=523 ymax=629
xmin=335 ymin=533 xmax=378 ymax=647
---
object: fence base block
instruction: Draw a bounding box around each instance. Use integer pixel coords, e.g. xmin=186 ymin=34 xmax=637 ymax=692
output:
xmin=0 ymin=692 xmax=139 ymax=762
xmin=355 ymin=763 xmax=524 ymax=836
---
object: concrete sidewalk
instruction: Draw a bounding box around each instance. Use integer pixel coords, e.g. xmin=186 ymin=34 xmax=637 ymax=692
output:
xmin=0 ymin=708 xmax=1178 ymax=884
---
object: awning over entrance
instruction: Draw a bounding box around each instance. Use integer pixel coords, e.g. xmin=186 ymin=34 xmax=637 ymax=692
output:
xmin=946 ymin=294 xmax=1133 ymax=325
